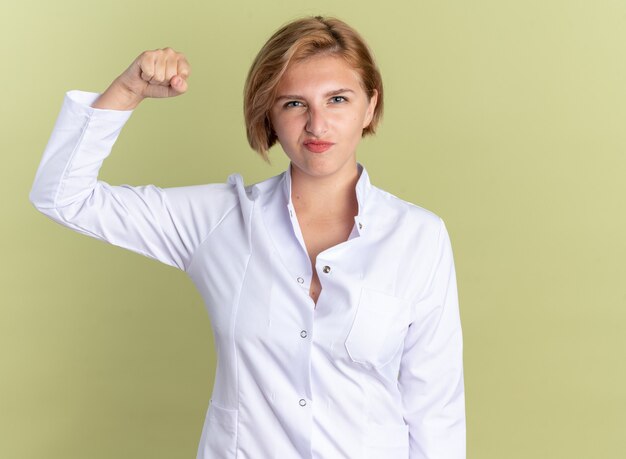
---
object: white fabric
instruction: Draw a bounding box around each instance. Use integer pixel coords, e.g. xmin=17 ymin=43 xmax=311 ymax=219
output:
xmin=30 ymin=90 xmax=466 ymax=459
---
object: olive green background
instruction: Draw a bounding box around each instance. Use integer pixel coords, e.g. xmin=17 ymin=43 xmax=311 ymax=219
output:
xmin=2 ymin=0 xmax=625 ymax=457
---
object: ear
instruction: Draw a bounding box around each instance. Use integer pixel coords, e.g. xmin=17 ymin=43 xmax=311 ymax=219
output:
xmin=362 ymin=89 xmax=378 ymax=129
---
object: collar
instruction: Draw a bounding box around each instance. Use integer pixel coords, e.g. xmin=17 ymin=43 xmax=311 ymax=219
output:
xmin=281 ymin=162 xmax=372 ymax=235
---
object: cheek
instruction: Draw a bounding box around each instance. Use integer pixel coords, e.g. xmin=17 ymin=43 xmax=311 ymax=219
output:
xmin=351 ymin=114 xmax=367 ymax=135
xmin=269 ymin=114 xmax=285 ymax=139
xmin=274 ymin=114 xmax=307 ymax=139
xmin=273 ymin=124 xmax=292 ymax=144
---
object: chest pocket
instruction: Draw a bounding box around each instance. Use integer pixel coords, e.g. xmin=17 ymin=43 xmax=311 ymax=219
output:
xmin=344 ymin=288 xmax=411 ymax=369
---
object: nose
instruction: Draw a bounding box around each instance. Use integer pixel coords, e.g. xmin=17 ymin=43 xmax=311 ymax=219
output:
xmin=305 ymin=106 xmax=328 ymax=137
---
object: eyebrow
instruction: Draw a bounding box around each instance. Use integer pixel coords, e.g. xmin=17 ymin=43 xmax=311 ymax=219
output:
xmin=275 ymin=88 xmax=355 ymax=101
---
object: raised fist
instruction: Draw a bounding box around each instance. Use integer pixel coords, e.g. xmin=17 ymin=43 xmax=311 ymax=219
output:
xmin=93 ymin=48 xmax=190 ymax=110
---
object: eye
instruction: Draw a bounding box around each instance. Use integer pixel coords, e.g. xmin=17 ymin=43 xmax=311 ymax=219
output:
xmin=330 ymin=96 xmax=347 ymax=104
xmin=284 ymin=100 xmax=305 ymax=108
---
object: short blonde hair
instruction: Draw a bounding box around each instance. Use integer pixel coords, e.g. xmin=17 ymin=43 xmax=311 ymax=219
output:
xmin=244 ymin=16 xmax=384 ymax=162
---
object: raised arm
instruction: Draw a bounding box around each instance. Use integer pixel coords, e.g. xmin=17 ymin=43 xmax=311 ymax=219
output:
xmin=29 ymin=49 xmax=238 ymax=271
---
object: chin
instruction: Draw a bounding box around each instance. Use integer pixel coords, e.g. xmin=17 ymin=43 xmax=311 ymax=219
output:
xmin=303 ymin=163 xmax=351 ymax=180
xmin=287 ymin=149 xmax=356 ymax=178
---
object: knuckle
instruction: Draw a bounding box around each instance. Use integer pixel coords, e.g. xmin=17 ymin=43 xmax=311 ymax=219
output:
xmin=179 ymin=59 xmax=191 ymax=74
xmin=138 ymin=51 xmax=155 ymax=67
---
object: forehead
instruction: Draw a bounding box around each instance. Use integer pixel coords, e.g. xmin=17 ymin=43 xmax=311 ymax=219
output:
xmin=276 ymin=54 xmax=364 ymax=94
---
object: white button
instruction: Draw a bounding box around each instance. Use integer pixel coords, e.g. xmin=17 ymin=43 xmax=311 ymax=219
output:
xmin=300 ymin=330 xmax=307 ymax=338
xmin=297 ymin=277 xmax=304 ymax=284
xmin=299 ymin=399 xmax=307 ymax=407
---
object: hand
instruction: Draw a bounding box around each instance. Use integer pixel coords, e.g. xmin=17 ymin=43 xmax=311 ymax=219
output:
xmin=92 ymin=48 xmax=191 ymax=110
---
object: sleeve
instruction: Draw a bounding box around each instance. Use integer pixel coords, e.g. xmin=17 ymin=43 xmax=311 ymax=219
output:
xmin=398 ymin=218 xmax=466 ymax=458
xmin=29 ymin=90 xmax=238 ymax=272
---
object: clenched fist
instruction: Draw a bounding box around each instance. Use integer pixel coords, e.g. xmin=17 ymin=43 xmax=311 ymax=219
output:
xmin=92 ymin=48 xmax=190 ymax=111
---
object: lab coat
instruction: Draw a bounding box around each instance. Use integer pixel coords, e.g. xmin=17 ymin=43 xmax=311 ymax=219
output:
xmin=29 ymin=91 xmax=466 ymax=458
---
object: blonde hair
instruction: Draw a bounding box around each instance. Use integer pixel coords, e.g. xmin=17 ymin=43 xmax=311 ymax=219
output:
xmin=244 ymin=16 xmax=384 ymax=162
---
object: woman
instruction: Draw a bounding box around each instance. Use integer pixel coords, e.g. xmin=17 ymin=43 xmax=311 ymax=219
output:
xmin=30 ymin=16 xmax=465 ymax=459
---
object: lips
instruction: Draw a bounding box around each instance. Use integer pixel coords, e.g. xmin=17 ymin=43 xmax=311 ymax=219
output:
xmin=303 ymin=140 xmax=335 ymax=153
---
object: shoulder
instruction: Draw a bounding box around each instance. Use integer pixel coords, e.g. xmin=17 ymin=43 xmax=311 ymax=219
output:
xmin=241 ymin=172 xmax=284 ymax=199
xmin=367 ymin=184 xmax=443 ymax=233
xmin=162 ymin=170 xmax=282 ymax=206
xmin=155 ymin=172 xmax=281 ymax=252
xmin=162 ymin=181 xmax=239 ymax=210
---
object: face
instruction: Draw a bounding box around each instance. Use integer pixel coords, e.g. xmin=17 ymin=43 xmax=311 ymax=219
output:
xmin=269 ymin=54 xmax=378 ymax=181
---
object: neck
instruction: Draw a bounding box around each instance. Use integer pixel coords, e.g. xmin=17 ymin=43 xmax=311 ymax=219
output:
xmin=290 ymin=163 xmax=360 ymax=217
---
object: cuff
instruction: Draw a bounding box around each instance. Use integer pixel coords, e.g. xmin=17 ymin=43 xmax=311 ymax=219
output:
xmin=65 ymin=90 xmax=134 ymax=123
